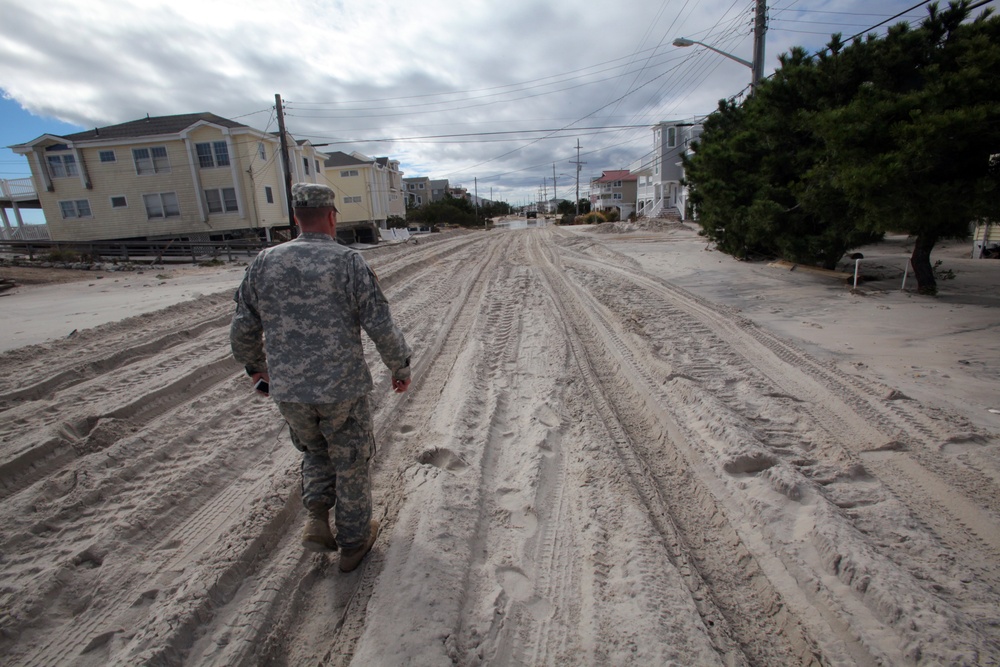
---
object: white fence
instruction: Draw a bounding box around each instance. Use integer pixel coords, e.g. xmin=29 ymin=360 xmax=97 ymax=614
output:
xmin=0 ymin=177 xmax=37 ymax=200
xmin=379 ymin=228 xmax=412 ymax=242
xmin=0 ymin=225 xmax=50 ymax=241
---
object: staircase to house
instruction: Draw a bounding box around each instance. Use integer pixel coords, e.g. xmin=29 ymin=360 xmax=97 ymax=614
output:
xmin=640 ymin=197 xmax=682 ymax=222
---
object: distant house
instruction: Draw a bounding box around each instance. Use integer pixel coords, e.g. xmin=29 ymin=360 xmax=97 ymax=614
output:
xmin=375 ymin=157 xmax=406 ymax=219
xmin=589 ymin=170 xmax=638 ymax=219
xmin=10 ymin=112 xmax=325 ymax=243
xmin=403 ymin=176 xmax=430 ymax=206
xmin=636 ymin=120 xmax=702 ymax=220
xmin=429 ymin=179 xmax=450 ymax=203
xmin=322 ymin=151 xmax=405 ymax=243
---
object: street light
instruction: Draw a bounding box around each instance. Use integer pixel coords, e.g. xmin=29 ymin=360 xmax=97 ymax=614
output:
xmin=673 ymin=35 xmax=763 ymax=93
xmin=672 ymin=37 xmax=752 ymax=68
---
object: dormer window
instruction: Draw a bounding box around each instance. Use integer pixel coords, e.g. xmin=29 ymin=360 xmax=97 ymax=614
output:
xmin=47 ymin=154 xmax=78 ymax=178
xmin=196 ymin=142 xmax=230 ymax=168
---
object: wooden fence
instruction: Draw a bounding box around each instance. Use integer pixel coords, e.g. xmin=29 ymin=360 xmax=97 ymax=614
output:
xmin=0 ymin=238 xmax=270 ymax=263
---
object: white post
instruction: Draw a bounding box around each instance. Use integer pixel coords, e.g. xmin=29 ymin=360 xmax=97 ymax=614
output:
xmin=901 ymin=259 xmax=911 ymax=291
xmin=853 ymin=259 xmax=861 ymax=289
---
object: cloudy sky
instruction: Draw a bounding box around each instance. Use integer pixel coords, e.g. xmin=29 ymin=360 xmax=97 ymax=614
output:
xmin=0 ymin=0 xmax=966 ymax=212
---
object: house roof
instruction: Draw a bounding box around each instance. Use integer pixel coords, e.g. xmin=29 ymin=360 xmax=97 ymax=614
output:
xmin=58 ymin=112 xmax=249 ymax=142
xmin=595 ymin=170 xmax=637 ymax=183
xmin=324 ymin=151 xmax=369 ymax=168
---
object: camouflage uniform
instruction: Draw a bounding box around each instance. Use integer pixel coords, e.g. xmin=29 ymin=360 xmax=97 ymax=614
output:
xmin=230 ymin=183 xmax=410 ymax=550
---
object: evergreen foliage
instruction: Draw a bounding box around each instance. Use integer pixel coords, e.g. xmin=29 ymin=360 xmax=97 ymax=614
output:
xmin=684 ymin=1 xmax=1000 ymax=292
xmin=406 ymin=195 xmax=513 ymax=228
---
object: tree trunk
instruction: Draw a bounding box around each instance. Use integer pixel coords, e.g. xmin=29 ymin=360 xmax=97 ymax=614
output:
xmin=910 ymin=234 xmax=938 ymax=295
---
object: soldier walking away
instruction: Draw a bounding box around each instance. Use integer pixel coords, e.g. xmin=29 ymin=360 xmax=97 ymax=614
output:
xmin=230 ymin=183 xmax=412 ymax=572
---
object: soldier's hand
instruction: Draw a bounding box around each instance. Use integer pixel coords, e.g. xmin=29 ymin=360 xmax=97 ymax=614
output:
xmin=251 ymin=371 xmax=270 ymax=396
xmin=392 ymin=377 xmax=411 ymax=393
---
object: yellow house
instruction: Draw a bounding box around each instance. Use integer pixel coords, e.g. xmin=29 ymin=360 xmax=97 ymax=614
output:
xmin=11 ymin=112 xmax=327 ymax=242
xmin=322 ymin=151 xmax=405 ymax=243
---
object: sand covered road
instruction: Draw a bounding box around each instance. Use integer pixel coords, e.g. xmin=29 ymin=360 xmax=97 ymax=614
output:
xmin=0 ymin=226 xmax=998 ymax=665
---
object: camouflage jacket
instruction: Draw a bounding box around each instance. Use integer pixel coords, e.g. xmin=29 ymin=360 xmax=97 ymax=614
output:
xmin=230 ymin=233 xmax=411 ymax=404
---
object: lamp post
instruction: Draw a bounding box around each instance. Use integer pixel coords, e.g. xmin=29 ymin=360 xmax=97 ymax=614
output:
xmin=672 ymin=37 xmax=752 ymax=68
xmin=673 ymin=0 xmax=766 ymax=94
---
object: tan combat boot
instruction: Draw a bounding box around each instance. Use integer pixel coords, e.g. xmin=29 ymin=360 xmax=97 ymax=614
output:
xmin=302 ymin=506 xmax=338 ymax=552
xmin=339 ymin=519 xmax=380 ymax=572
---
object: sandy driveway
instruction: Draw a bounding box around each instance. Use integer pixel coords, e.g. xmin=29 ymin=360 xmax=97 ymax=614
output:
xmin=0 ymin=225 xmax=997 ymax=665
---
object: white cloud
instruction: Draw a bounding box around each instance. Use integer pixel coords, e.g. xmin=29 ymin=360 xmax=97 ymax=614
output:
xmin=0 ymin=0 xmax=932 ymax=203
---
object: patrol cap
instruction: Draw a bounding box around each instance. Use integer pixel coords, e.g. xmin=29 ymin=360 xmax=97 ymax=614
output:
xmin=292 ymin=183 xmax=338 ymax=211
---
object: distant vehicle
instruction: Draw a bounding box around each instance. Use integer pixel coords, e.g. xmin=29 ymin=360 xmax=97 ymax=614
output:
xmin=526 ymin=211 xmax=537 ymax=219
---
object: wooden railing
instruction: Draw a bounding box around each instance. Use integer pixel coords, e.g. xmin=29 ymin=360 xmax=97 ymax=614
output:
xmin=0 ymin=237 xmax=270 ymax=263
xmin=0 ymin=178 xmax=37 ymax=200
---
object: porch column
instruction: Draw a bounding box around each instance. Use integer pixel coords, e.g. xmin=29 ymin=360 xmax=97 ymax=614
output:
xmin=1 ymin=207 xmax=11 ymax=230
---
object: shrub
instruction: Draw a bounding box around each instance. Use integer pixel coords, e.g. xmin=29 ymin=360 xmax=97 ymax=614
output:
xmin=581 ymin=211 xmax=608 ymax=224
xmin=46 ymin=248 xmax=79 ymax=263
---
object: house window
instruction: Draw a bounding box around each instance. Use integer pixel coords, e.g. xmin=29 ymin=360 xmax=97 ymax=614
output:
xmin=47 ymin=154 xmax=78 ymax=178
xmin=418 ymin=183 xmax=424 ymax=189
xmin=344 ymin=196 xmax=363 ymax=204
xmin=143 ymin=192 xmax=180 ymax=218
xmin=303 ymin=157 xmax=310 ymax=175
xmin=133 ymin=147 xmax=170 ymax=174
xmin=668 ymin=127 xmax=676 ymax=147
xmin=340 ymin=169 xmax=359 ymax=177
xmin=110 ymin=196 xmax=128 ymax=208
xmin=205 ymin=187 xmax=238 ymax=213
xmin=195 ymin=141 xmax=230 ymax=168
xmin=408 ymin=184 xmax=415 ymax=190
xmin=258 ymin=142 xmax=267 ymax=161
xmin=99 ymin=150 xmax=117 ymax=163
xmin=315 ymin=159 xmax=320 ymax=173
xmin=613 ymin=193 xmax=623 ymax=200
xmin=264 ymin=186 xmax=274 ymax=203
xmin=613 ymin=180 xmax=622 ymax=187
xmin=59 ymin=199 xmax=91 ymax=218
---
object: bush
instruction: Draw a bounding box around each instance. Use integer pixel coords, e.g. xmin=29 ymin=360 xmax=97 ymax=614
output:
xmin=386 ymin=215 xmax=407 ymax=229
xmin=46 ymin=248 xmax=79 ymax=263
xmin=604 ymin=208 xmax=621 ymax=222
xmin=580 ymin=211 xmax=608 ymax=224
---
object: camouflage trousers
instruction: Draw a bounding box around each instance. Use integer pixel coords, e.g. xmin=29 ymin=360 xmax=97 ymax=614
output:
xmin=277 ymin=395 xmax=374 ymax=550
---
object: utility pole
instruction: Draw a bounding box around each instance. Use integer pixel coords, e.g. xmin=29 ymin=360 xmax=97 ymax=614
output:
xmin=274 ymin=93 xmax=296 ymax=236
xmin=552 ymin=163 xmax=558 ymax=209
xmin=542 ymin=178 xmax=548 ymax=214
xmin=751 ymin=0 xmax=767 ymax=92
xmin=568 ymin=139 xmax=586 ymax=216
xmin=474 ymin=177 xmax=480 ymax=227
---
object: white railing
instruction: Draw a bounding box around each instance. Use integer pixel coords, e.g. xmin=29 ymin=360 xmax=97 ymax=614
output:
xmin=0 ymin=225 xmax=50 ymax=241
xmin=0 ymin=178 xmax=38 ymax=200
xmin=643 ymin=197 xmax=664 ymax=218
